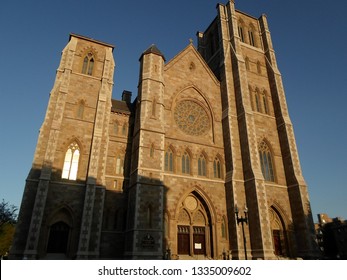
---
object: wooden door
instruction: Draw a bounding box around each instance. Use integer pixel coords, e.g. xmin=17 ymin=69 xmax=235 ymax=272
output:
xmin=193 ymin=226 xmax=206 ymax=255
xmin=177 ymin=233 xmax=190 ymax=254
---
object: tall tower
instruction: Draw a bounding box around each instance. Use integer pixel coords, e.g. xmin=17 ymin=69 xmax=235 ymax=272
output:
xmin=124 ymin=46 xmax=166 ymax=259
xmin=10 ymin=34 xmax=115 ymax=259
xmin=198 ymin=1 xmax=318 ymax=259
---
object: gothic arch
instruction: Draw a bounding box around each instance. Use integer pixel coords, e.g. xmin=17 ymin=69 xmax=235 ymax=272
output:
xmin=171 ymin=85 xmax=215 ymax=124
xmin=181 ymin=149 xmax=192 ymax=175
xmin=258 ymin=138 xmax=276 ymax=182
xmin=174 ymin=188 xmax=216 ymax=257
xmin=60 ymin=137 xmax=84 ymax=155
xmin=238 ymin=19 xmax=246 ymax=42
xmin=164 ymin=144 xmax=176 ymax=172
xmin=171 ymin=84 xmax=213 ymax=111
xmin=258 ymin=137 xmax=276 ymax=158
xmin=198 ymin=150 xmax=209 ymax=177
xmin=47 ymin=205 xmax=74 ymax=228
xmin=214 ymin=152 xmax=224 ymax=163
xmin=150 ymin=143 xmax=155 ymax=158
xmin=80 ymin=47 xmax=98 ymax=75
xmin=61 ymin=140 xmax=82 ymax=180
xmin=213 ymin=155 xmax=223 ymax=179
xmin=248 ymin=23 xmax=257 ymax=47
xmin=78 ymin=46 xmax=98 ymax=59
xmin=198 ymin=149 xmax=209 ymax=160
xmin=45 ymin=205 xmax=75 ymax=258
xmin=165 ymin=143 xmax=177 ymax=155
xmin=76 ymin=99 xmax=86 ymax=119
xmin=169 ymin=85 xmax=218 ymax=143
xmin=270 ymin=201 xmax=291 ymax=228
xmin=113 ymin=120 xmax=119 ymax=135
xmin=245 ymin=56 xmax=250 ymax=70
xmin=175 ymin=186 xmax=217 ymax=227
xmin=269 ymin=205 xmax=290 ymax=257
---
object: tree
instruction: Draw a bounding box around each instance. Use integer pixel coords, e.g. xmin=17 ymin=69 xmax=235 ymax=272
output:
xmin=0 ymin=199 xmax=18 ymax=257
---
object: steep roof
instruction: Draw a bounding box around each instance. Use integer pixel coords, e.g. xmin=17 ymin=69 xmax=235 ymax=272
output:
xmin=140 ymin=44 xmax=166 ymax=61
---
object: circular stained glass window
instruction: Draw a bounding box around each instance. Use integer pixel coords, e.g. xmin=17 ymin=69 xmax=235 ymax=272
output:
xmin=174 ymin=100 xmax=210 ymax=136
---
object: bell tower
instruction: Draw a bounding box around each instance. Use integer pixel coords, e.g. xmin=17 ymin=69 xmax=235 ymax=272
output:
xmin=197 ymin=0 xmax=318 ymax=259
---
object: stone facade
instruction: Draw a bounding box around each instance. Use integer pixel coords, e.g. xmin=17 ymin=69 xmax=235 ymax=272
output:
xmin=10 ymin=1 xmax=319 ymax=260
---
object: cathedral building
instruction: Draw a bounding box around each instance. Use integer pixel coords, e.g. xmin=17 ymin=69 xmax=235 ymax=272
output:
xmin=10 ymin=1 xmax=319 ymax=260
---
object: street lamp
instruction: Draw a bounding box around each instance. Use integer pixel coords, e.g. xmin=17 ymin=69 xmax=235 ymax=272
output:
xmin=235 ymin=204 xmax=248 ymax=260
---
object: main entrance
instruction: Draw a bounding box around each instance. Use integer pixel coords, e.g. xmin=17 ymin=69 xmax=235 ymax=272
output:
xmin=176 ymin=193 xmax=212 ymax=258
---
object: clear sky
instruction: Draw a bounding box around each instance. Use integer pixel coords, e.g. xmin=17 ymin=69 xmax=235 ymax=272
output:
xmin=0 ymin=0 xmax=346 ymax=222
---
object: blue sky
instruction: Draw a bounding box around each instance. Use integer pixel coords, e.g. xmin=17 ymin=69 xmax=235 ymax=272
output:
xmin=0 ymin=0 xmax=346 ymax=222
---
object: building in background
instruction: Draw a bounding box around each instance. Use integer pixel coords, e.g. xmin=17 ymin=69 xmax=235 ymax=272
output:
xmin=10 ymin=1 xmax=319 ymax=260
xmin=316 ymin=214 xmax=347 ymax=259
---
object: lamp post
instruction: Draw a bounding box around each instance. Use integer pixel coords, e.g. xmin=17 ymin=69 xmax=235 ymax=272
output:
xmin=235 ymin=205 xmax=248 ymax=260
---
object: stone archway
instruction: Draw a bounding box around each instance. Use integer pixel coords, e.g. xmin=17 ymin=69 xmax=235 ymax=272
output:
xmin=269 ymin=207 xmax=288 ymax=257
xmin=44 ymin=206 xmax=74 ymax=259
xmin=176 ymin=192 xmax=213 ymax=258
xmin=47 ymin=221 xmax=70 ymax=254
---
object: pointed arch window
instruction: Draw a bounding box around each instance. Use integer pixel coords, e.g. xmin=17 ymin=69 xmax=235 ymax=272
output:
xmin=259 ymin=141 xmax=275 ymax=182
xmin=82 ymin=52 xmax=94 ymax=75
xmin=77 ymin=101 xmax=85 ymax=119
xmin=62 ymin=142 xmax=80 ymax=180
xmin=165 ymin=148 xmax=174 ymax=172
xmin=255 ymin=92 xmax=261 ymax=112
xmin=213 ymin=157 xmax=222 ymax=179
xmin=198 ymin=154 xmax=206 ymax=176
xmin=113 ymin=122 xmax=118 ymax=135
xmin=122 ymin=124 xmax=127 ymax=136
xmin=115 ymin=155 xmax=123 ymax=175
xmin=249 ymin=30 xmax=255 ymax=46
xmin=257 ymin=61 xmax=262 ymax=74
xmin=182 ymin=151 xmax=190 ymax=175
xmin=238 ymin=23 xmax=245 ymax=42
xmin=245 ymin=57 xmax=250 ymax=71
xmin=150 ymin=144 xmax=155 ymax=158
xmin=263 ymin=94 xmax=269 ymax=114
xmin=151 ymin=98 xmax=157 ymax=118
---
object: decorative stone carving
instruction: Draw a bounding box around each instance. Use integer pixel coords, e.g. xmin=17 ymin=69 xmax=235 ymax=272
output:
xmin=174 ymin=100 xmax=210 ymax=136
xmin=178 ymin=209 xmax=190 ymax=223
xmin=184 ymin=195 xmax=198 ymax=211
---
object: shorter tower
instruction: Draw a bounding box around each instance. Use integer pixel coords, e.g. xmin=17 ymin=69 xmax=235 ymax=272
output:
xmin=124 ymin=45 xmax=166 ymax=259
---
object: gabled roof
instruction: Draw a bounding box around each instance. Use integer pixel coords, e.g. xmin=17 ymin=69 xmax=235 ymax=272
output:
xmin=164 ymin=43 xmax=220 ymax=86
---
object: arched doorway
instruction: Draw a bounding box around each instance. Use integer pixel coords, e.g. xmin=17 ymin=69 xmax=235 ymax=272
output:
xmin=45 ymin=207 xmax=74 ymax=259
xmin=176 ymin=192 xmax=213 ymax=258
xmin=47 ymin=221 xmax=70 ymax=254
xmin=269 ymin=207 xmax=288 ymax=257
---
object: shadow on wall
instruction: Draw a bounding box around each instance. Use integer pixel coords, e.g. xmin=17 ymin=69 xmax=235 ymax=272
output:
xmin=9 ymin=163 xmax=170 ymax=260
